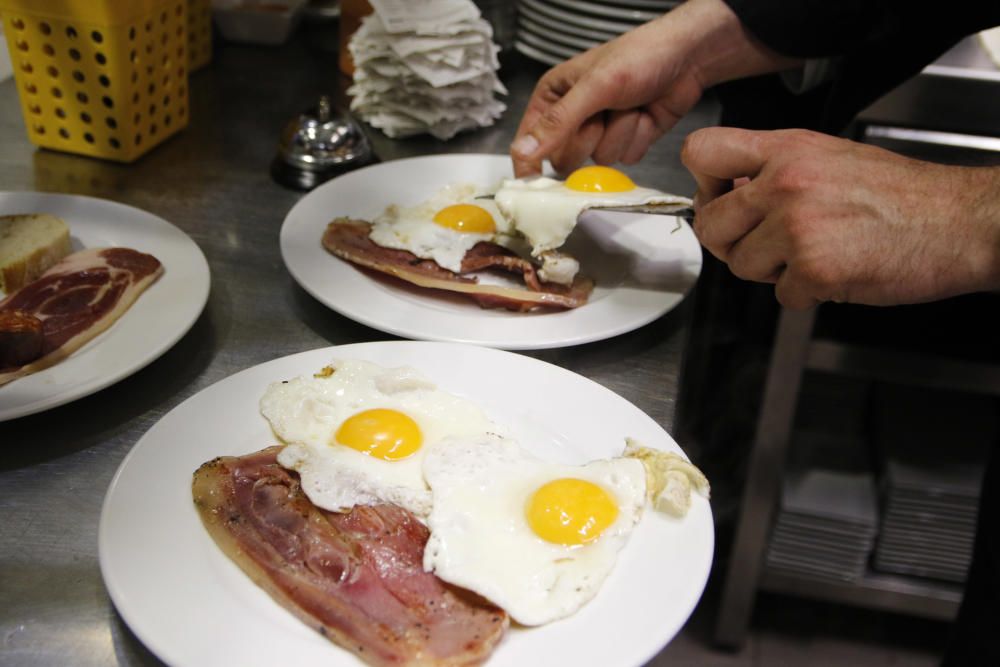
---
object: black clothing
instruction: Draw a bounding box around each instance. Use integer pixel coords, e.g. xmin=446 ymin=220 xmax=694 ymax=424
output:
xmin=721 ymin=1 xmax=1000 ymax=133
xmin=710 ymin=4 xmax=1000 ymax=664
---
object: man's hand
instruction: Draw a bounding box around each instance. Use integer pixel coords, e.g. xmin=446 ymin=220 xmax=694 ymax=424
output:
xmin=510 ymin=0 xmax=799 ymax=177
xmin=682 ymin=127 xmax=1000 ymax=308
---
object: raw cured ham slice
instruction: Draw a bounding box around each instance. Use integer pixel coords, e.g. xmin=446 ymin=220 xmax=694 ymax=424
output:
xmin=0 ymin=247 xmax=163 ymax=386
xmin=322 ymin=219 xmax=593 ymax=312
xmin=192 ymin=447 xmax=508 ymax=667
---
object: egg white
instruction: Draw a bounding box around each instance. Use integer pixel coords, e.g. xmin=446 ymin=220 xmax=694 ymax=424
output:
xmin=493 ymin=175 xmax=690 ymax=256
xmin=368 ymin=183 xmax=512 ymax=273
xmin=260 ymin=359 xmax=500 ymax=517
xmin=422 ymin=434 xmax=647 ymax=626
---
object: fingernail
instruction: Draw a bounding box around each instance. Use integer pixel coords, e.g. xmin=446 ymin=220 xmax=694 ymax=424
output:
xmin=512 ymin=134 xmax=539 ymax=158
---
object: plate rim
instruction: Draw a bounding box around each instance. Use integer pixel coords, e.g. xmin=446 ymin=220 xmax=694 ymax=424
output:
xmin=0 ymin=190 xmax=211 ymax=421
xmin=98 ymin=340 xmax=715 ymax=667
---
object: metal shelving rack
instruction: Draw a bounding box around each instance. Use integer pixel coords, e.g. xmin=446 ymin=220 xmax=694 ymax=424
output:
xmin=714 ymin=306 xmax=1000 ymax=647
xmin=712 ymin=36 xmax=1000 ymax=648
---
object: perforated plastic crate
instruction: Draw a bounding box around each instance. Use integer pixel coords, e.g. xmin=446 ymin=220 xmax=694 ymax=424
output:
xmin=0 ymin=0 xmax=190 ymax=162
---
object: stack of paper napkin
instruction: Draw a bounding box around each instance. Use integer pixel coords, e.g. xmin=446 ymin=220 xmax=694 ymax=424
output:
xmin=348 ymin=0 xmax=507 ymax=140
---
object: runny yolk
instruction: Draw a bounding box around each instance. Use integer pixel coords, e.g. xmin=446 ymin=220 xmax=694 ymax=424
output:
xmin=565 ymin=165 xmax=636 ymax=193
xmin=334 ymin=408 xmax=422 ymax=460
xmin=432 ymin=204 xmax=496 ymax=233
xmin=525 ymin=478 xmax=619 ymax=546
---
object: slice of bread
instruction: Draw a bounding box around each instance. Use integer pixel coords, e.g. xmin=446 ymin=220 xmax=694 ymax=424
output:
xmin=0 ymin=214 xmax=72 ymax=293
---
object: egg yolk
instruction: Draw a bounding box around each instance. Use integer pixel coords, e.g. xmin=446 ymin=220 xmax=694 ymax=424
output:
xmin=334 ymin=408 xmax=422 ymax=460
xmin=525 ymin=478 xmax=619 ymax=546
xmin=565 ymin=165 xmax=636 ymax=193
xmin=433 ymin=204 xmax=496 ymax=233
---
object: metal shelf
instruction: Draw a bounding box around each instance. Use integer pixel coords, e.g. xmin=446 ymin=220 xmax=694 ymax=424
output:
xmin=760 ymin=567 xmax=963 ymax=621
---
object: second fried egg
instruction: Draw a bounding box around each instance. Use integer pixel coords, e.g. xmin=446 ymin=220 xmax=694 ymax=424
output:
xmin=494 ymin=165 xmax=691 ymax=256
xmin=422 ymin=434 xmax=647 ymax=626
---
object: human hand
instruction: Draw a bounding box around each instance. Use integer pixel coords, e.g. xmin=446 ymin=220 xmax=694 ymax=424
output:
xmin=681 ymin=127 xmax=1000 ymax=309
xmin=509 ymin=0 xmax=798 ymax=177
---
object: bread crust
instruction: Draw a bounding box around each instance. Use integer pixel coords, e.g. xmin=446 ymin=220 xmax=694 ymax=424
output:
xmin=0 ymin=214 xmax=73 ymax=293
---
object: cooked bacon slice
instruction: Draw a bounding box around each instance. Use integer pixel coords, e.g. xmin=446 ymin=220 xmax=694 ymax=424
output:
xmin=322 ymin=219 xmax=593 ymax=312
xmin=192 ymin=446 xmax=508 ymax=667
xmin=0 ymin=247 xmax=163 ymax=386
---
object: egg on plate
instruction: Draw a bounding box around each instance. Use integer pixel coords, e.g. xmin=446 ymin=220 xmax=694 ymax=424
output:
xmin=422 ymin=434 xmax=647 ymax=626
xmin=493 ymin=165 xmax=691 ymax=257
xmin=368 ymin=183 xmax=513 ymax=273
xmin=259 ymin=359 xmax=500 ymax=517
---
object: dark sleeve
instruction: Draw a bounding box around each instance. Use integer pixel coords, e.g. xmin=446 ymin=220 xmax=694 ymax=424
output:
xmin=722 ymin=0 xmax=1000 ymax=59
xmin=716 ymin=1 xmax=1000 ymax=135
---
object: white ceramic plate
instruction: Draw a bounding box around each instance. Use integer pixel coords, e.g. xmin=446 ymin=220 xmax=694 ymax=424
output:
xmin=0 ymin=191 xmax=210 ymax=421
xmin=99 ymin=341 xmax=714 ymax=667
xmin=518 ymin=1 xmax=620 ymax=42
xmin=520 ymin=0 xmax=638 ymax=34
xmin=518 ymin=15 xmax=606 ymax=50
xmin=518 ymin=29 xmax=584 ymax=60
xmin=542 ymin=0 xmax=662 ymax=23
xmin=280 ymin=154 xmax=702 ymax=350
xmin=602 ymin=0 xmax=679 ymax=8
xmin=516 ymin=40 xmax=564 ymax=67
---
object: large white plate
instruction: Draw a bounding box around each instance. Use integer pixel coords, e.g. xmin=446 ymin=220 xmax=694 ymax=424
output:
xmin=518 ymin=1 xmax=619 ymax=42
xmin=520 ymin=0 xmax=638 ymax=35
xmin=0 ymin=192 xmax=210 ymax=421
xmin=280 ymin=154 xmax=702 ymax=350
xmin=99 ymin=341 xmax=714 ymax=667
xmin=516 ymin=40 xmax=565 ymax=67
xmin=542 ymin=0 xmax=662 ymax=23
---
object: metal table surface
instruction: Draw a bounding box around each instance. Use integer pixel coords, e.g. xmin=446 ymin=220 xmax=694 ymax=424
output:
xmin=0 ymin=38 xmax=720 ymax=666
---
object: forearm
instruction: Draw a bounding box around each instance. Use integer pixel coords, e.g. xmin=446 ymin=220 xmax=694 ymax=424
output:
xmin=956 ymin=166 xmax=1000 ymax=295
xmin=666 ymin=0 xmax=804 ymax=88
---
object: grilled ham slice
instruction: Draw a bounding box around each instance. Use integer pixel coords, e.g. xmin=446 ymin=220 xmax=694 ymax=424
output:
xmin=322 ymin=219 xmax=593 ymax=312
xmin=0 ymin=247 xmax=162 ymax=386
xmin=192 ymin=446 xmax=509 ymax=667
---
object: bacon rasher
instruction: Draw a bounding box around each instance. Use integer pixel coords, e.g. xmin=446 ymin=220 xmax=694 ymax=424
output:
xmin=322 ymin=220 xmax=593 ymax=312
xmin=192 ymin=447 xmax=508 ymax=667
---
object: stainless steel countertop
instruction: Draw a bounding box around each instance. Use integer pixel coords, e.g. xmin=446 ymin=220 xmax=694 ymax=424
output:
xmin=0 ymin=38 xmax=720 ymax=666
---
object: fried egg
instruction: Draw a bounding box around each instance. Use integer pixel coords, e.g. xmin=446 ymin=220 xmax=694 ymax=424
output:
xmin=260 ymin=359 xmax=499 ymax=517
xmin=493 ymin=165 xmax=691 ymax=256
xmin=368 ymin=183 xmax=512 ymax=273
xmin=422 ymin=434 xmax=647 ymax=626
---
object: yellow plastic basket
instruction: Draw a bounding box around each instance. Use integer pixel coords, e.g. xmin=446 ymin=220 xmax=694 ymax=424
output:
xmin=0 ymin=0 xmax=190 ymax=162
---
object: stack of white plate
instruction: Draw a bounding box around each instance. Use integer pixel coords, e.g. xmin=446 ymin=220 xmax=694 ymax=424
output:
xmin=872 ymin=459 xmax=980 ymax=583
xmin=765 ymin=468 xmax=879 ymax=583
xmin=515 ymin=0 xmax=679 ymax=66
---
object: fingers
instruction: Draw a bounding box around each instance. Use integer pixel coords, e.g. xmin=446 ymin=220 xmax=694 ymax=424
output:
xmin=681 ymin=126 xmax=769 ymax=207
xmin=511 ymin=60 xmax=615 ymax=177
xmin=622 ymin=114 xmax=665 ymax=164
xmin=593 ymin=110 xmax=639 ymax=165
xmin=693 ymin=178 xmax=768 ymax=262
xmin=774 ymin=270 xmax=822 ymax=310
xmin=550 ymin=116 xmax=605 ymax=175
xmin=724 ymin=217 xmax=787 ymax=283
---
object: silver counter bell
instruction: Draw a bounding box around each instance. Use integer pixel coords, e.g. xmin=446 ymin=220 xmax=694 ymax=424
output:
xmin=271 ymin=95 xmax=376 ymax=190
